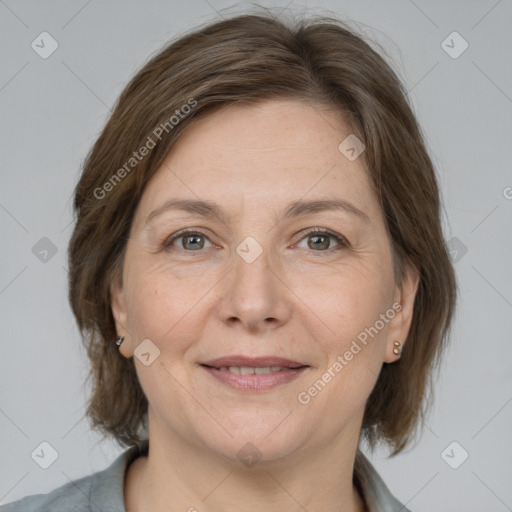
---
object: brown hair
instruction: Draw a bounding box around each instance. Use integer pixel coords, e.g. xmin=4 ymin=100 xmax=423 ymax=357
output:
xmin=68 ymin=8 xmax=457 ymax=456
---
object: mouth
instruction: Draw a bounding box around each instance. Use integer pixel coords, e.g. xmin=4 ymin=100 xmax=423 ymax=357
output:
xmin=201 ymin=355 xmax=308 ymax=369
xmin=199 ymin=356 xmax=310 ymax=391
xmin=202 ymin=365 xmax=302 ymax=374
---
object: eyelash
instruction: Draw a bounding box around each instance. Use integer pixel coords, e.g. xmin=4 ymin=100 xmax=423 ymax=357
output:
xmin=162 ymin=228 xmax=348 ymax=254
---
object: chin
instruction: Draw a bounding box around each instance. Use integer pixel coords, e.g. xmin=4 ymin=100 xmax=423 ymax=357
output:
xmin=196 ymin=418 xmax=311 ymax=468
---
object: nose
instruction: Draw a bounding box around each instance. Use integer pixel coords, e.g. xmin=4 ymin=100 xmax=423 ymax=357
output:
xmin=216 ymin=239 xmax=292 ymax=333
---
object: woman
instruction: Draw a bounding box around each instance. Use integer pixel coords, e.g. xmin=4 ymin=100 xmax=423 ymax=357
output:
xmin=3 ymin=9 xmax=456 ymax=512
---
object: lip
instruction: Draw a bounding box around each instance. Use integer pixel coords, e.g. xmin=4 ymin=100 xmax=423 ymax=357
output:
xmin=201 ymin=365 xmax=309 ymax=391
xmin=201 ymin=355 xmax=307 ymax=368
xmin=199 ymin=355 xmax=309 ymax=392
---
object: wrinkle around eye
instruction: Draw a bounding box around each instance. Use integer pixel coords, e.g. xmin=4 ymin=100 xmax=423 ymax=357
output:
xmin=139 ymin=217 xmax=375 ymax=257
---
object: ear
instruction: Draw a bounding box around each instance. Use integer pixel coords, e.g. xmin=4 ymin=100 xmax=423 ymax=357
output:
xmin=110 ymin=275 xmax=133 ymax=359
xmin=383 ymin=259 xmax=420 ymax=363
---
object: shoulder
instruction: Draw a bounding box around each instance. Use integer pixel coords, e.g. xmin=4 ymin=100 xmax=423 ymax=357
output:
xmin=354 ymin=449 xmax=412 ymax=512
xmin=1 ymin=473 xmax=97 ymax=512
xmin=1 ymin=441 xmax=148 ymax=512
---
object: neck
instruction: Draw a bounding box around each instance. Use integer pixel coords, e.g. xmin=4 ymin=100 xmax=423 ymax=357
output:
xmin=124 ymin=416 xmax=367 ymax=512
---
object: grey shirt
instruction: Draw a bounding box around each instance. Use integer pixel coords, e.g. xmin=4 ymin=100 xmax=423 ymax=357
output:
xmin=1 ymin=440 xmax=411 ymax=512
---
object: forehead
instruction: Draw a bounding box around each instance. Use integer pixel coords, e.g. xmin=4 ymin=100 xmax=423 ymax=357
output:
xmin=134 ymin=99 xmax=381 ymax=225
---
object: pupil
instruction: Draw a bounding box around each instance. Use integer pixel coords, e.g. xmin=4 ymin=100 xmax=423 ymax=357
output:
xmin=185 ymin=235 xmax=203 ymax=250
xmin=309 ymin=235 xmax=329 ymax=250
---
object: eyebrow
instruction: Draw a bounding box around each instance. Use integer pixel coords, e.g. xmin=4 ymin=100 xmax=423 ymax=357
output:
xmin=145 ymin=198 xmax=371 ymax=226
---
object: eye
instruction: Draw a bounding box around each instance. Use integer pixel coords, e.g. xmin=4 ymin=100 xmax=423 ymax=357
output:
xmin=295 ymin=228 xmax=347 ymax=252
xmin=162 ymin=228 xmax=348 ymax=253
xmin=163 ymin=230 xmax=213 ymax=251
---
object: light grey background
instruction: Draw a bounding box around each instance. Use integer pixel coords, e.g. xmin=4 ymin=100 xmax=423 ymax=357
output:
xmin=1 ymin=1 xmax=511 ymax=510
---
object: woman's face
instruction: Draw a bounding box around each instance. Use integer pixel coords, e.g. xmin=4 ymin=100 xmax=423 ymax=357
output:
xmin=112 ymin=99 xmax=418 ymax=465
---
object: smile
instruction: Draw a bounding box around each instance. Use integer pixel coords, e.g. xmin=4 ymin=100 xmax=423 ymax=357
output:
xmin=200 ymin=364 xmax=309 ymax=391
xmin=215 ymin=366 xmax=289 ymax=374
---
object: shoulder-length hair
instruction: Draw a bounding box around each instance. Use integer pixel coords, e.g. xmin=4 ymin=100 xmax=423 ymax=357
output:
xmin=68 ymin=9 xmax=457 ymax=456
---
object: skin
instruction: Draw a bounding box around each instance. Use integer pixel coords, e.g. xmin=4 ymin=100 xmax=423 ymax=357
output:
xmin=111 ymin=99 xmax=419 ymax=512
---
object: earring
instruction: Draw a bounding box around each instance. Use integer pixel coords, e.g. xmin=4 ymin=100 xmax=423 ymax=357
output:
xmin=116 ymin=336 xmax=125 ymax=347
xmin=393 ymin=340 xmax=402 ymax=356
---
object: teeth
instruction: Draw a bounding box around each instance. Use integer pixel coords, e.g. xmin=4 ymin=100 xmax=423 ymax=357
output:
xmin=210 ymin=366 xmax=302 ymax=374
xmin=220 ymin=366 xmax=285 ymax=374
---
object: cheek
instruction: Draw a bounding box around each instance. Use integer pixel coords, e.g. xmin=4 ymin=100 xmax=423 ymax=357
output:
xmin=299 ymin=257 xmax=392 ymax=326
xmin=293 ymin=260 xmax=394 ymax=370
xmin=123 ymin=259 xmax=218 ymax=347
xmin=123 ymin=264 xmax=180 ymax=340
xmin=298 ymin=275 xmax=391 ymax=412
